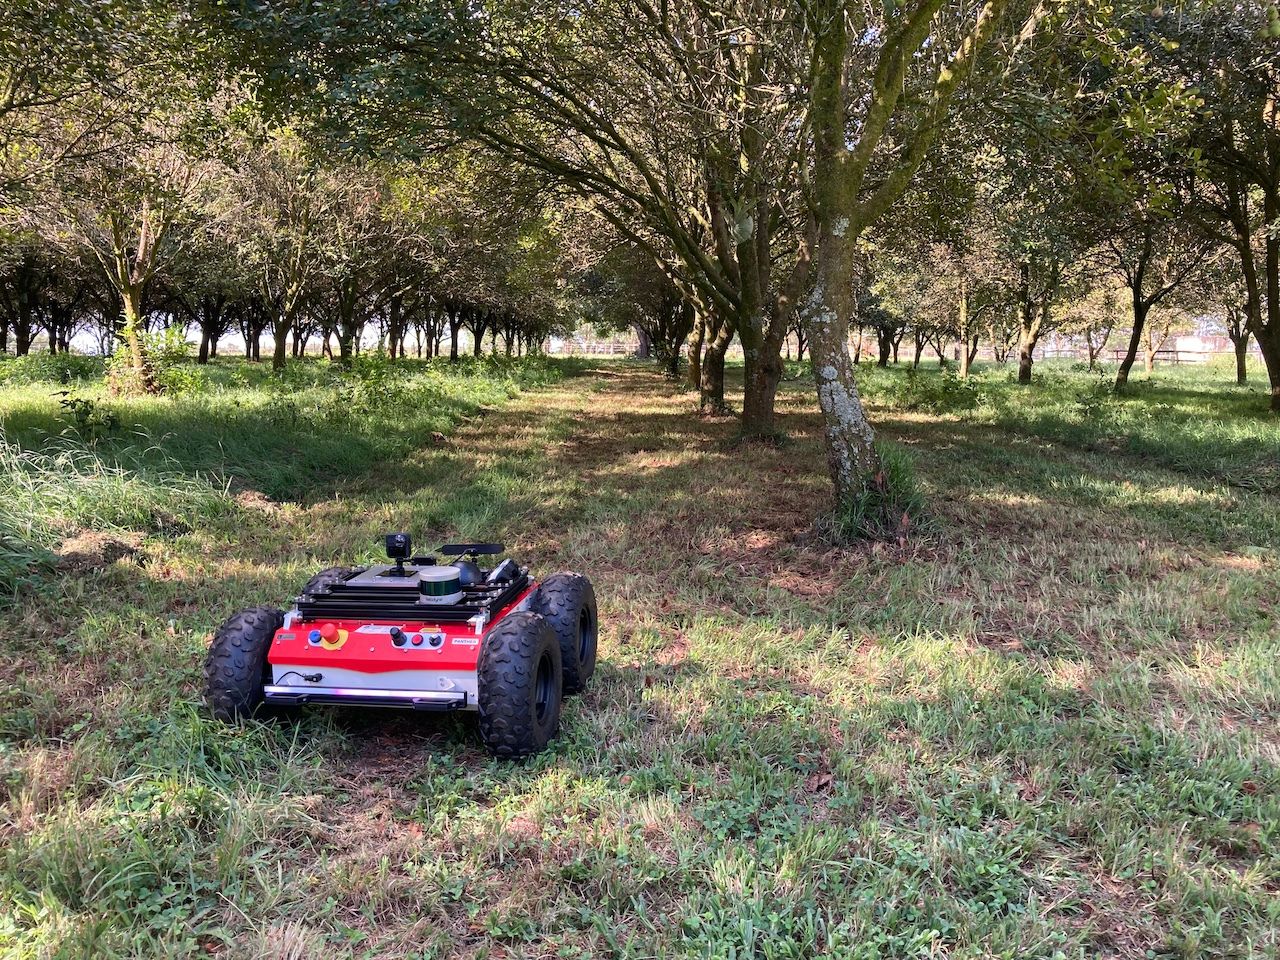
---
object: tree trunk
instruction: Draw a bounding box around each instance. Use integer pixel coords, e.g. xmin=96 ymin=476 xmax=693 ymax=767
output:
xmin=700 ymin=315 xmax=732 ymax=414
xmin=1115 ymin=293 xmax=1149 ymax=388
xmin=1264 ymin=189 xmax=1280 ymax=411
xmin=198 ymin=331 xmax=211 ymax=364
xmin=1233 ymin=333 xmax=1249 ymax=384
xmin=1016 ymin=263 xmax=1044 ymax=385
xmin=119 ymin=288 xmax=157 ymax=391
xmin=687 ymin=309 xmax=705 ymax=389
xmin=387 ymin=295 xmax=404 ymax=360
xmin=876 ymin=327 xmax=892 ymax=367
xmin=741 ymin=313 xmax=784 ymax=437
xmin=1017 ymin=336 xmax=1035 ymax=384
xmin=959 ymin=339 xmax=973 ymax=379
xmin=634 ymin=324 xmax=652 ymax=360
xmin=1236 ymin=217 xmax=1274 ymax=406
xmin=803 ymin=279 xmax=880 ymax=506
xmin=271 ymin=314 xmax=290 ymax=371
xmin=1258 ymin=329 xmax=1280 ymax=409
xmin=14 ymin=310 xmax=33 ymax=356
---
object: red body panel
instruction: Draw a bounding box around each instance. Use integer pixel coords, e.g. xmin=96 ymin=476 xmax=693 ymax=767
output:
xmin=268 ymin=585 xmax=534 ymax=673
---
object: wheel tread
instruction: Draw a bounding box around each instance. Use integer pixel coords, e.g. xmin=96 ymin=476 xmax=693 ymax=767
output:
xmin=477 ymin=611 xmax=562 ymax=758
xmin=533 ymin=572 xmax=598 ymax=694
xmin=204 ymin=605 xmax=283 ymax=721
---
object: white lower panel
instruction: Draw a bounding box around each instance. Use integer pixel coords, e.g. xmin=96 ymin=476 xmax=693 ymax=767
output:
xmin=271 ymin=664 xmax=479 ymax=704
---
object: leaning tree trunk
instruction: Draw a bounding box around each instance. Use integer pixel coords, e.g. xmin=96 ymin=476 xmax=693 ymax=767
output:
xmin=1116 ymin=294 xmax=1149 ymax=388
xmin=803 ymin=278 xmax=880 ymax=506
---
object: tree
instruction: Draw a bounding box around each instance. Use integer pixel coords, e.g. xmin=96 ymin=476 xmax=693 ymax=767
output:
xmin=584 ymin=242 xmax=693 ymax=379
xmin=800 ymin=0 xmax=1030 ymax=505
xmin=25 ymin=129 xmax=206 ymax=389
xmin=226 ymin=128 xmax=333 ymax=370
xmin=1107 ymin=215 xmax=1211 ymax=387
xmin=1152 ymin=2 xmax=1280 ymax=409
xmin=1059 ymin=283 xmax=1123 ymax=370
xmin=164 ymin=228 xmax=247 ymax=363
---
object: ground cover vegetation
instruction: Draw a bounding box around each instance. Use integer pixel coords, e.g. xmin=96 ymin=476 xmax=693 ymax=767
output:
xmin=1 ymin=0 xmax=1279 ymax=956
xmin=0 ymin=357 xmax=1276 ymax=957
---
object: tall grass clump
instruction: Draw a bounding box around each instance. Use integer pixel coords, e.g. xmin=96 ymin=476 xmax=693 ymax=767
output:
xmin=875 ymin=367 xmax=982 ymax=414
xmin=0 ymin=435 xmax=234 ymax=600
xmin=0 ymin=353 xmax=105 ymax=386
xmin=833 ymin=441 xmax=926 ymax=542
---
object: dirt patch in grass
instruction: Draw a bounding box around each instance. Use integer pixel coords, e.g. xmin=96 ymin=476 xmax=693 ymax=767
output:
xmin=55 ymin=530 xmax=144 ymax=571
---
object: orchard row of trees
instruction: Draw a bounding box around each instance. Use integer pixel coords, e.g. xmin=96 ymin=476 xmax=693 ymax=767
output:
xmin=2 ymin=0 xmax=1277 ymax=522
xmin=0 ymin=4 xmax=686 ymax=386
xmin=1 ymin=127 xmax=580 ymax=375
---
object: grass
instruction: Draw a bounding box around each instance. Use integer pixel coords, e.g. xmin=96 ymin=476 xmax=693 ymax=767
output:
xmin=0 ymin=352 xmax=1277 ymax=958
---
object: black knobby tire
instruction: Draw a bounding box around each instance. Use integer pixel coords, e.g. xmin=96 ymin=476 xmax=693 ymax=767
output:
xmin=301 ymin=566 xmax=355 ymax=596
xmin=476 ymin=611 xmax=563 ymax=758
xmin=533 ymin=572 xmax=598 ymax=695
xmin=204 ymin=606 xmax=283 ymax=722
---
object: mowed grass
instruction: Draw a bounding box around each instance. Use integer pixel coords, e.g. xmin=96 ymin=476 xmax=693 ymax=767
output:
xmin=0 ymin=354 xmax=1277 ymax=959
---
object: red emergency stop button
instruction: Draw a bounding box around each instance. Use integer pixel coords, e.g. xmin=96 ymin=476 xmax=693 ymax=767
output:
xmin=319 ymin=623 xmax=338 ymax=641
